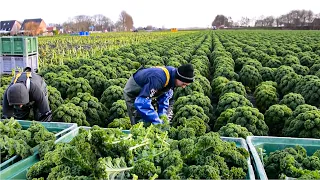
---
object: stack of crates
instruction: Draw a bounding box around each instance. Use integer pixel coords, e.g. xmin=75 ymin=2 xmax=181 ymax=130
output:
xmin=0 ymin=36 xmax=39 ymax=74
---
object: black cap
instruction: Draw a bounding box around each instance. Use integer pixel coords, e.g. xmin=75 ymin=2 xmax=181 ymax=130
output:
xmin=175 ymin=64 xmax=194 ymax=83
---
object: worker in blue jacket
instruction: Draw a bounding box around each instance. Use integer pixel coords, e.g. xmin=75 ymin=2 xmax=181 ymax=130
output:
xmin=123 ymin=64 xmax=195 ymax=125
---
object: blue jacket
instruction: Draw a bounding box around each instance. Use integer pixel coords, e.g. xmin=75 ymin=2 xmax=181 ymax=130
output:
xmin=133 ymin=66 xmax=176 ymax=124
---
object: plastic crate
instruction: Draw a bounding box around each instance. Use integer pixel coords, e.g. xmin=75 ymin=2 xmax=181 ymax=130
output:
xmin=0 ymin=126 xmax=123 ymax=179
xmin=246 ymin=136 xmax=320 ymax=180
xmin=0 ymin=54 xmax=38 ymax=74
xmin=0 ymin=125 xmax=78 ymax=179
xmin=0 ymin=36 xmax=38 ymax=56
xmin=0 ymin=120 xmax=77 ymax=171
xmin=0 ymin=127 xmax=255 ymax=179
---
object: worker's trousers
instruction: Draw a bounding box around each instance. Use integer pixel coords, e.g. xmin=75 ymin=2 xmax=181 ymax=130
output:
xmin=123 ymin=75 xmax=173 ymax=125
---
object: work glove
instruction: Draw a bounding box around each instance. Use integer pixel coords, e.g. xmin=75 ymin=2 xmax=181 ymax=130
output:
xmin=152 ymin=117 xmax=164 ymax=125
xmin=136 ymin=118 xmax=162 ymax=127
xmin=152 ymin=121 xmax=163 ymax=126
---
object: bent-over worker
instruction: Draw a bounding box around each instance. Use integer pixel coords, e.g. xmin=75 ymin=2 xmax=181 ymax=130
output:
xmin=2 ymin=67 xmax=52 ymax=122
xmin=123 ymin=64 xmax=195 ymax=125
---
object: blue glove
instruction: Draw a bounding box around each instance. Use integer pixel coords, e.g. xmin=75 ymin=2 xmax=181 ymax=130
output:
xmin=134 ymin=97 xmax=163 ymax=124
xmin=152 ymin=119 xmax=164 ymax=125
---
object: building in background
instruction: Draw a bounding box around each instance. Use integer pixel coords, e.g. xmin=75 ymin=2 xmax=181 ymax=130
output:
xmin=20 ymin=18 xmax=46 ymax=36
xmin=0 ymin=20 xmax=21 ymax=35
xmin=311 ymin=18 xmax=320 ymax=30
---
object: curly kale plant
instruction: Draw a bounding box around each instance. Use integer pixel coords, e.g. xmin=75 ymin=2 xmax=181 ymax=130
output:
xmin=214 ymin=108 xmax=236 ymax=131
xmin=172 ymin=105 xmax=209 ymax=127
xmin=292 ymin=64 xmax=309 ymax=76
xmin=239 ymin=65 xmax=262 ymax=91
xmin=244 ymin=59 xmax=263 ymax=70
xmin=211 ymin=76 xmax=230 ymax=97
xmin=279 ymin=93 xmax=305 ymax=110
xmin=68 ymin=93 xmax=107 ymax=127
xmin=173 ymin=81 xmax=204 ymax=100
xmin=216 ymin=92 xmax=253 ymax=116
xmin=263 ymin=145 xmax=320 ymax=179
xmin=104 ymin=78 xmax=128 ymax=90
xmin=299 ymin=78 xmax=320 ymax=107
xmin=100 ymin=85 xmax=124 ymax=109
xmin=47 ymin=86 xmax=64 ymax=113
xmin=254 ymin=81 xmax=279 ymax=113
xmin=50 ymin=77 xmax=71 ymax=99
xmin=283 ymin=54 xmax=300 ymax=66
xmin=283 ymin=109 xmax=320 ymax=138
xmin=52 ymin=103 xmax=89 ymax=126
xmin=279 ymin=72 xmax=302 ymax=95
xmin=107 ymin=117 xmax=132 ymax=130
xmin=195 ymin=75 xmax=212 ymax=98
xmin=228 ymin=106 xmax=269 ymax=136
xmin=260 ymin=67 xmax=275 ymax=81
xmin=274 ymin=65 xmax=295 ymax=84
xmin=169 ymin=116 xmax=208 ymax=139
xmin=218 ymin=123 xmax=253 ymax=139
xmin=173 ymin=93 xmax=213 ymax=119
xmin=85 ymin=70 xmax=108 ymax=98
xmin=220 ymin=80 xmax=247 ymax=97
xmin=294 ymin=75 xmax=318 ymax=93
xmin=72 ymin=64 xmax=94 ymax=78
xmin=107 ymin=100 xmax=128 ymax=122
xmin=0 ymin=118 xmax=55 ymax=163
xmin=66 ymin=77 xmax=94 ymax=99
xmin=264 ymin=104 xmax=292 ymax=136
xmin=26 ymin=123 xmax=171 ymax=180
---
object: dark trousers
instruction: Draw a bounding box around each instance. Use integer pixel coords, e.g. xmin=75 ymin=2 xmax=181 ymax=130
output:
xmin=123 ymin=76 xmax=173 ymax=125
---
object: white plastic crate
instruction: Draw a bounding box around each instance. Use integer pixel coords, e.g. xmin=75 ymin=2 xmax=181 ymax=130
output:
xmin=0 ymin=55 xmax=38 ymax=74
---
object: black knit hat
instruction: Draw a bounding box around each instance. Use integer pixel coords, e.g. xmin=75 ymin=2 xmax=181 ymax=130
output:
xmin=176 ymin=64 xmax=195 ymax=83
xmin=7 ymin=83 xmax=29 ymax=105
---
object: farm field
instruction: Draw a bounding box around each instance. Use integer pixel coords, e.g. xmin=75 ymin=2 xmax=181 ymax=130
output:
xmin=1 ymin=30 xmax=320 ymax=179
xmin=37 ymin=31 xmax=193 ymax=65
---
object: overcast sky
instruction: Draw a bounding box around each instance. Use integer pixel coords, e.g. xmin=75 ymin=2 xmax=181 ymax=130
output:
xmin=1 ymin=0 xmax=320 ymax=28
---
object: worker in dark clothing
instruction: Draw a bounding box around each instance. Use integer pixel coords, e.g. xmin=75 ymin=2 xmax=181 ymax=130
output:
xmin=123 ymin=64 xmax=194 ymax=125
xmin=2 ymin=67 xmax=52 ymax=122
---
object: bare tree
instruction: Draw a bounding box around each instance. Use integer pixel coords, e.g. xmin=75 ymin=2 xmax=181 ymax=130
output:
xmin=254 ymin=20 xmax=263 ymax=27
xmin=275 ymin=17 xmax=280 ymax=27
xmin=228 ymin=16 xmax=234 ymax=27
xmin=118 ymin=11 xmax=134 ymax=31
xmin=114 ymin=21 xmax=124 ymax=31
xmin=306 ymin=10 xmax=315 ymax=23
xmin=233 ymin=21 xmax=240 ymax=27
xmin=61 ymin=14 xmax=115 ymax=33
xmin=73 ymin=15 xmax=93 ymax=31
xmin=92 ymin=14 xmax=105 ymax=31
xmin=146 ymin=25 xmax=153 ymax=30
xmin=240 ymin=17 xmax=250 ymax=26
xmin=264 ymin=16 xmax=275 ymax=26
xmin=212 ymin=15 xmax=231 ymax=27
xmin=101 ymin=17 xmax=114 ymax=31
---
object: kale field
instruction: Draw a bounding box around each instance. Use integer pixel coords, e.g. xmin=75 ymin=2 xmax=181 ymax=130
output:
xmin=1 ymin=30 xmax=320 ymax=179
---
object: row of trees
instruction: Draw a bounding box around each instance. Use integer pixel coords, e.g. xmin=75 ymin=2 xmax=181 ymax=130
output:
xmin=60 ymin=11 xmax=134 ymax=32
xmin=212 ymin=9 xmax=320 ymax=28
